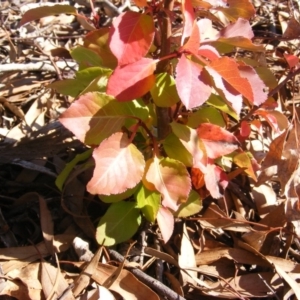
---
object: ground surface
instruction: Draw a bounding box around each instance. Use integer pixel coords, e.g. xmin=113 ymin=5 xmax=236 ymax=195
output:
xmin=1 ymin=0 xmax=300 ymax=299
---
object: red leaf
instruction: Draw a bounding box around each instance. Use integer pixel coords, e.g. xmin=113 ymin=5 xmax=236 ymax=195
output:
xmin=181 ymin=0 xmax=196 ymax=45
xmin=197 ymin=123 xmax=240 ymax=159
xmin=198 ymin=45 xmax=220 ymax=61
xmin=191 ymin=167 xmax=205 ymax=189
xmin=157 ymin=207 xmax=174 ymax=243
xmin=240 ymin=120 xmax=251 ymax=138
xmin=107 ymin=58 xmax=157 ymax=101
xmin=204 ymin=164 xmax=229 ymax=199
xmin=208 ymin=57 xmax=253 ymax=102
xmin=181 ymin=21 xmax=200 ymax=54
xmin=87 ymin=132 xmax=145 ymax=195
xmin=176 ymin=55 xmax=211 ymax=109
xmin=284 ymin=53 xmax=300 ymax=69
xmin=219 ymin=18 xmax=253 ymax=39
xmin=205 ymin=65 xmax=243 ymax=114
xmin=109 ymin=11 xmax=155 ymax=66
xmin=238 ymin=64 xmax=268 ymax=106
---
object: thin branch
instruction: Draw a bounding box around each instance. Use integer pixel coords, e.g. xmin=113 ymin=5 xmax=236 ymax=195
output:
xmin=0 ymin=61 xmax=77 ymax=73
xmin=155 ymin=0 xmax=174 ymax=141
xmin=108 ymin=249 xmax=187 ymax=300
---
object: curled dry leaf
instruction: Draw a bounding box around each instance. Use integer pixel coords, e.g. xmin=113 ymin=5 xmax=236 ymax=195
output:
xmin=179 ymin=223 xmax=197 ymax=286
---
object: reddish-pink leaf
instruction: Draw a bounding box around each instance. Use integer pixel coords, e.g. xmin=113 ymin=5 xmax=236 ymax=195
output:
xmin=198 ymin=45 xmax=220 ymax=61
xmin=181 ymin=0 xmax=196 ymax=45
xmin=132 ymin=0 xmax=148 ymax=7
xmin=219 ymin=18 xmax=253 ymax=39
xmin=176 ymin=55 xmax=211 ymax=110
xmin=284 ymin=53 xmax=300 ymax=69
xmin=240 ymin=120 xmax=251 ymax=138
xmin=181 ymin=21 xmax=200 ymax=54
xmin=107 ymin=58 xmax=157 ymax=101
xmin=204 ymin=164 xmax=229 ymax=199
xmin=207 ymin=57 xmax=253 ymax=103
xmin=157 ymin=207 xmax=174 ymax=243
xmin=238 ymin=64 xmax=268 ymax=106
xmin=87 ymin=132 xmax=145 ymax=195
xmin=109 ymin=11 xmax=155 ymax=66
xmin=144 ymin=156 xmax=191 ymax=211
xmin=254 ymin=109 xmax=281 ymax=133
xmin=205 ymin=65 xmax=243 ymax=114
xmin=59 ymin=92 xmax=138 ymax=145
xmin=197 ymin=123 xmax=240 ymax=159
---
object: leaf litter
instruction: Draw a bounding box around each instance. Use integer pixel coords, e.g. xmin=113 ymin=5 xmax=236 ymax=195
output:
xmin=2 ymin=0 xmax=300 ymax=299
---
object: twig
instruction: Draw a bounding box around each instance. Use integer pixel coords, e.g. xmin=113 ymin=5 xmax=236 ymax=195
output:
xmin=0 ymin=61 xmax=77 ymax=73
xmin=34 ymin=42 xmax=63 ymax=80
xmin=108 ymin=249 xmax=187 ymax=300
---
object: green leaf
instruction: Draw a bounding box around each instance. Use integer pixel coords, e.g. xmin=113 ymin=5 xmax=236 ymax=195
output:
xmin=71 ymin=46 xmax=103 ymax=69
xmin=49 ymin=67 xmax=111 ymax=97
xmin=99 ymin=184 xmax=139 ymax=203
xmin=187 ymin=106 xmax=225 ymax=128
xmin=55 ymin=149 xmax=93 ymax=191
xmin=176 ymin=189 xmax=202 ymax=217
xmin=96 ymin=201 xmax=141 ymax=246
xmin=163 ymin=133 xmax=193 ymax=167
xmin=136 ymin=184 xmax=160 ymax=222
xmin=49 ymin=79 xmax=83 ymax=98
xmin=170 ymin=122 xmax=207 ymax=170
xmin=20 ymin=4 xmax=77 ymax=26
xmin=233 ymin=151 xmax=257 ymax=181
xmin=84 ymin=28 xmax=117 ymax=69
xmin=207 ymin=94 xmax=238 ymax=120
xmin=150 ymin=73 xmax=180 ymax=107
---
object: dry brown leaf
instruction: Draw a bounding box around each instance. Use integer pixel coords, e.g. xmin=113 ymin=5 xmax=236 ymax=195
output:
xmin=38 ymin=193 xmax=54 ymax=255
xmin=86 ymin=285 xmax=116 ymax=300
xmin=285 ymin=198 xmax=300 ymax=238
xmin=0 ymin=232 xmax=75 ymax=263
xmin=4 ymin=262 xmax=42 ymax=299
xmin=257 ymin=129 xmax=288 ymax=186
xmin=282 ymin=17 xmax=300 ymax=39
xmin=144 ymin=246 xmax=178 ymax=266
xmin=103 ymin=242 xmax=136 ymax=289
xmin=72 ymin=246 xmax=103 ymax=297
xmin=242 ymin=202 xmax=286 ymax=253
xmin=164 ymin=271 xmax=184 ymax=296
xmin=0 ymin=97 xmax=25 ymax=121
xmin=92 ymin=263 xmax=160 ymax=300
xmin=199 ymin=203 xmax=251 ymax=232
xmin=194 ymin=258 xmax=235 ymax=279
xmin=267 ymin=256 xmax=300 ymax=299
xmin=200 ymin=272 xmax=283 ymax=298
xmin=41 ymin=260 xmax=74 ymax=300
xmin=178 ymin=223 xmax=197 ymax=286
xmin=252 ymin=184 xmax=277 ymax=217
xmin=196 ymin=247 xmax=269 ymax=267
